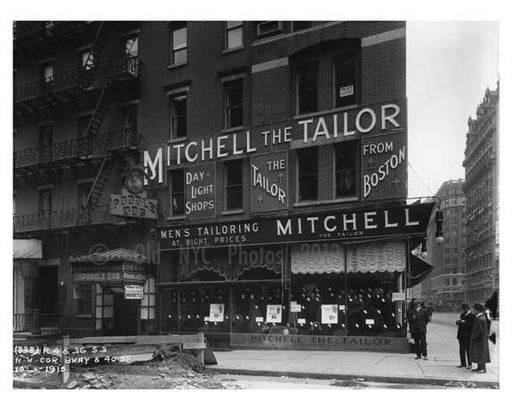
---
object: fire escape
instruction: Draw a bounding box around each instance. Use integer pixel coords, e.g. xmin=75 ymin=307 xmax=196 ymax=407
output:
xmin=14 ymin=21 xmax=143 ymax=236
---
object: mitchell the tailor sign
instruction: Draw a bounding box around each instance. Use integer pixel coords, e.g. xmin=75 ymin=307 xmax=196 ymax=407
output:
xmin=157 ymin=202 xmax=435 ymax=249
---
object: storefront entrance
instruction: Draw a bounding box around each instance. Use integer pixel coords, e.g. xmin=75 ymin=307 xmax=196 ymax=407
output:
xmin=35 ymin=266 xmax=59 ymax=314
xmin=113 ymin=293 xmax=139 ymax=335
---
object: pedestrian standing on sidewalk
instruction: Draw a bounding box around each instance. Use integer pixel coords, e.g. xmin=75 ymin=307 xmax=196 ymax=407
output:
xmin=407 ymin=298 xmax=417 ymax=347
xmin=456 ymin=303 xmax=475 ymax=369
xmin=470 ymin=303 xmax=491 ymax=373
xmin=411 ymin=300 xmax=430 ymax=360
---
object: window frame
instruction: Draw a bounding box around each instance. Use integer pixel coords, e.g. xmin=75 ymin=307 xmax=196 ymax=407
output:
xmin=170 ymin=23 xmax=187 ymax=66
xmin=226 ymin=21 xmax=243 ymax=50
xmin=224 ymin=159 xmax=244 ymax=211
xmin=223 ymin=78 xmax=244 ymax=129
xmin=76 ymin=283 xmax=94 ymax=316
xmin=169 ymin=168 xmax=185 ymax=217
xmin=332 ymin=49 xmax=359 ymax=108
xmin=39 ymin=188 xmax=52 ymax=216
xmin=296 ymin=60 xmax=318 ymax=115
xmin=169 ymin=93 xmax=187 ymax=140
xmin=296 ymin=147 xmax=319 ymax=202
xmin=81 ymin=49 xmax=95 ymax=71
xmin=333 ymin=140 xmax=359 ymax=200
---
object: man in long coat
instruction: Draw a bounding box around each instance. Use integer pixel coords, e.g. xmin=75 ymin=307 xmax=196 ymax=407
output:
xmin=470 ymin=303 xmax=491 ymax=373
xmin=411 ymin=300 xmax=430 ymax=360
xmin=456 ymin=303 xmax=475 ymax=369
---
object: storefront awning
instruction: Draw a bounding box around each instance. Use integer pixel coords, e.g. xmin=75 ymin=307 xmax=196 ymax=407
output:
xmin=13 ymin=239 xmax=42 ymax=259
xmin=69 ymin=248 xmax=151 ymax=264
xmin=407 ymin=254 xmax=434 ymax=288
xmin=291 ymin=240 xmax=406 ymax=274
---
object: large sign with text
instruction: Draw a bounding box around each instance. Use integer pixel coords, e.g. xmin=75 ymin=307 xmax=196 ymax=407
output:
xmin=110 ymin=188 xmax=158 ymax=219
xmin=185 ymin=164 xmax=216 ymax=219
xmin=157 ymin=202 xmax=435 ymax=250
xmin=362 ymin=133 xmax=407 ymax=200
xmin=251 ymin=151 xmax=288 ymax=213
xmin=144 ymin=100 xmax=406 ymax=186
xmin=230 ymin=333 xmax=409 ymax=352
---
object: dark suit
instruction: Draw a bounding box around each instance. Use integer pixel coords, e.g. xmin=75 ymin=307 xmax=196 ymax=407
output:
xmin=471 ymin=313 xmax=491 ymax=369
xmin=411 ymin=307 xmax=430 ymax=358
xmin=456 ymin=311 xmax=475 ymax=366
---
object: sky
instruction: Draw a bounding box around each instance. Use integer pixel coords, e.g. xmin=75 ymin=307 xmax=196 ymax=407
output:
xmin=406 ymin=21 xmax=499 ymax=198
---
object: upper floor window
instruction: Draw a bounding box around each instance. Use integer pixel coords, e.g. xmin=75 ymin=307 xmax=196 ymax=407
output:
xmin=170 ymin=23 xmax=187 ymax=65
xmin=256 ymin=21 xmax=282 ymax=38
xmin=125 ymin=35 xmax=138 ymax=58
xmin=224 ymin=79 xmax=244 ymax=129
xmin=225 ymin=160 xmax=243 ymax=210
xmin=297 ymin=147 xmax=318 ymax=201
xmin=39 ymin=62 xmax=53 ymax=83
xmin=334 ymin=140 xmax=358 ymax=198
xmin=297 ymin=61 xmax=318 ymax=115
xmin=81 ymin=49 xmax=94 ymax=71
xmin=291 ymin=21 xmax=312 ymax=32
xmin=39 ymin=189 xmax=52 ymax=216
xmin=170 ymin=169 xmax=185 ymax=217
xmin=226 ymin=21 xmax=243 ymax=49
xmin=169 ymin=94 xmax=187 ymax=140
xmin=334 ymin=50 xmax=358 ymax=107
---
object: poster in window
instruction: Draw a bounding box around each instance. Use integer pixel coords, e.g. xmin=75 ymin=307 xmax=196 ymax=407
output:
xmin=321 ymin=304 xmax=338 ymax=324
xmin=290 ymin=302 xmax=302 ymax=313
xmin=266 ymin=305 xmax=282 ymax=323
xmin=209 ymin=303 xmax=225 ymax=322
xmin=339 ymin=85 xmax=354 ymax=98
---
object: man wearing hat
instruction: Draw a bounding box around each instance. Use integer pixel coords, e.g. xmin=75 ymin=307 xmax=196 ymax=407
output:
xmin=456 ymin=303 xmax=475 ymax=369
xmin=470 ymin=303 xmax=491 ymax=373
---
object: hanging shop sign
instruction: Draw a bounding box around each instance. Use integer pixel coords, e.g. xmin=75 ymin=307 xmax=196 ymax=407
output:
xmin=110 ymin=188 xmax=158 ymax=219
xmin=124 ymin=285 xmax=144 ymax=299
xmin=157 ymin=202 xmax=435 ymax=250
xmin=251 ymin=151 xmax=288 ymax=213
xmin=143 ymin=99 xmax=406 ymax=185
xmin=74 ymin=271 xmax=146 ymax=284
xmin=185 ymin=163 xmax=216 ymax=218
xmin=362 ymin=133 xmax=407 ymax=200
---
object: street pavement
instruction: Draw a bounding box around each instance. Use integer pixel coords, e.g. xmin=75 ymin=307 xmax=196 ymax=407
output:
xmin=207 ymin=312 xmax=499 ymax=386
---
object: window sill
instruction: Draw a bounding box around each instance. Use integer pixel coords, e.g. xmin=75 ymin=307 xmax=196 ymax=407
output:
xmin=76 ymin=314 xmax=93 ymax=320
xmin=222 ymin=46 xmax=244 ymax=54
xmin=293 ymin=104 xmax=359 ymax=121
xmin=166 ymin=215 xmax=186 ymax=221
xmin=167 ymin=62 xmax=188 ymax=70
xmin=221 ymin=126 xmax=245 ymax=134
xmin=168 ymin=137 xmax=188 ymax=144
xmin=221 ymin=209 xmax=244 ymax=216
xmin=293 ymin=197 xmax=359 ymax=207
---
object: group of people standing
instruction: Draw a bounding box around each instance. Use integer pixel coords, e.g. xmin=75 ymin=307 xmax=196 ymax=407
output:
xmin=407 ymin=299 xmax=492 ymax=374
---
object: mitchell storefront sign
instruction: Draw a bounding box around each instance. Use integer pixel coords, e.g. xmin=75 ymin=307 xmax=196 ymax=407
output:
xmin=251 ymin=151 xmax=288 ymax=213
xmin=230 ymin=333 xmax=409 ymax=352
xmin=157 ymin=202 xmax=435 ymax=249
xmin=185 ymin=164 xmax=216 ymax=218
xmin=144 ymin=100 xmax=405 ymax=185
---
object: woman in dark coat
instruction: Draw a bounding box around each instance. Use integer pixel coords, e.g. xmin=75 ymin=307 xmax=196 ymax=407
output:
xmin=470 ymin=303 xmax=491 ymax=373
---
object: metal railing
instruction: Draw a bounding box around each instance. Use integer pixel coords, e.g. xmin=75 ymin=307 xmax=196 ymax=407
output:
xmin=14 ymin=128 xmax=143 ymax=169
xmin=14 ymin=205 xmax=126 ymax=233
xmin=13 ymin=313 xmax=32 ymax=332
xmin=15 ymin=56 xmax=141 ymax=102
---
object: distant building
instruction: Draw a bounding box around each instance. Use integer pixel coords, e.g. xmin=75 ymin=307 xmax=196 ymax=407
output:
xmin=425 ymin=179 xmax=467 ymax=309
xmin=462 ymin=85 xmax=499 ymax=306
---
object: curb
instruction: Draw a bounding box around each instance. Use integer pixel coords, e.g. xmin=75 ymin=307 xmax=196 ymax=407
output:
xmin=207 ymin=367 xmax=499 ymax=388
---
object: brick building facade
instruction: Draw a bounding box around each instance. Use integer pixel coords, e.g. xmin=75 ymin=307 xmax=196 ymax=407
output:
xmin=13 ymin=21 xmax=436 ymax=351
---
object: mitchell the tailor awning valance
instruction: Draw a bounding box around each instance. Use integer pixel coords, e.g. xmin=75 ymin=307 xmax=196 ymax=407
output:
xmin=291 ymin=240 xmax=407 ymax=274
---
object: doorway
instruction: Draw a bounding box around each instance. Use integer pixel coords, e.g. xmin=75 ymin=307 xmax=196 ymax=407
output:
xmin=112 ymin=293 xmax=139 ymax=335
xmin=34 ymin=266 xmax=58 ymax=314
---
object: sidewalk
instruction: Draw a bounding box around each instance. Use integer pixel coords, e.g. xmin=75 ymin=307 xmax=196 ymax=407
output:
xmin=206 ymin=315 xmax=499 ymax=387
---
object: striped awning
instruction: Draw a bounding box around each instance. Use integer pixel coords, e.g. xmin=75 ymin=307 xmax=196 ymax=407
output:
xmin=69 ymin=248 xmax=151 ymax=264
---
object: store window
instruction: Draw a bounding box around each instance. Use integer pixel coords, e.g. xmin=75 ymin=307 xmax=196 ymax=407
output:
xmin=169 ymin=94 xmax=187 ymax=140
xmin=334 ymin=140 xmax=358 ymax=198
xmin=224 ymin=79 xmax=244 ymax=129
xmin=334 ymin=50 xmax=358 ymax=107
xmin=170 ymin=22 xmax=187 ymax=65
xmin=226 ymin=21 xmax=243 ymax=49
xmin=170 ymin=169 xmax=185 ymax=217
xmin=224 ymin=159 xmax=244 ymax=210
xmin=297 ymin=147 xmax=318 ymax=201
xmin=297 ymin=61 xmax=318 ymax=115
xmin=140 ymin=277 xmax=156 ymax=332
xmin=76 ymin=284 xmax=93 ymax=316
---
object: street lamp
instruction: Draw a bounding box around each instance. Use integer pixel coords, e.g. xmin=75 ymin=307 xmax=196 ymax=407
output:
xmin=435 ymin=209 xmax=444 ymax=245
